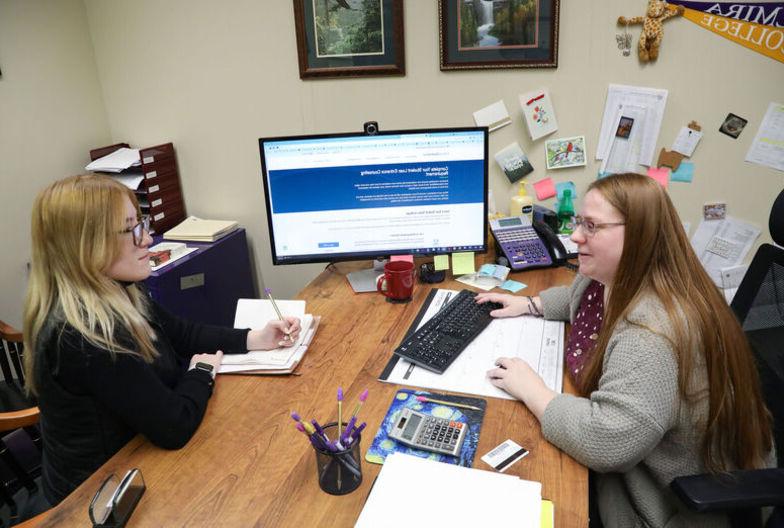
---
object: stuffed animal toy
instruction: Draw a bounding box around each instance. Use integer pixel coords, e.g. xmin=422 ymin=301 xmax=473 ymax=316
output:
xmin=618 ymin=1 xmax=684 ymax=62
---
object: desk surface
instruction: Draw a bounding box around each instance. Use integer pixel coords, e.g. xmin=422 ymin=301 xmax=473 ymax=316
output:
xmin=42 ymin=262 xmax=587 ymax=527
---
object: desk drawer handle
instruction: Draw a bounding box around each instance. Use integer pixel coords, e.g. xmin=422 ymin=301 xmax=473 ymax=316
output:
xmin=180 ymin=273 xmax=205 ymax=290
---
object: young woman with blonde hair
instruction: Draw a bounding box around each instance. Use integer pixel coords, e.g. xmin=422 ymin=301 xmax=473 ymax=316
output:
xmin=477 ymin=173 xmax=774 ymax=527
xmin=24 ymin=174 xmax=301 ymax=505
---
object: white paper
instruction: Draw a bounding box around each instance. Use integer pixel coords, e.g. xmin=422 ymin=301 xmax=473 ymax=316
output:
xmin=672 ymin=126 xmax=703 ymax=157
xmin=473 ymin=100 xmax=512 ymax=132
xmin=233 ymin=298 xmax=306 ymax=329
xmin=383 ymin=289 xmax=564 ymax=399
xmin=745 ymin=102 xmax=784 ymax=172
xmin=222 ymin=315 xmax=313 ymax=366
xmin=85 ymin=147 xmax=141 ymax=172
xmin=112 ymin=173 xmax=144 ymax=190
xmin=691 ymin=217 xmax=760 ymax=286
xmin=356 ymin=453 xmax=542 ymax=528
xmin=600 ymin=103 xmax=647 ymax=173
xmin=597 ymin=84 xmax=668 ymax=167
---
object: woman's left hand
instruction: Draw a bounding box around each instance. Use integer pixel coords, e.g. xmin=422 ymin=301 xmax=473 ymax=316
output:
xmin=247 ymin=316 xmax=302 ymax=350
xmin=487 ymin=357 xmax=556 ymax=420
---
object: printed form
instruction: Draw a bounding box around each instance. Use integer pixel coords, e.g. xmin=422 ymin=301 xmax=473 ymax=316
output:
xmin=383 ymin=289 xmax=564 ymax=400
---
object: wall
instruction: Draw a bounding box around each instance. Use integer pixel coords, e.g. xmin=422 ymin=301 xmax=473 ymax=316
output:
xmin=4 ymin=1 xmax=782 ymax=315
xmin=82 ymin=0 xmax=784 ymax=299
xmin=0 ymin=0 xmax=111 ymax=327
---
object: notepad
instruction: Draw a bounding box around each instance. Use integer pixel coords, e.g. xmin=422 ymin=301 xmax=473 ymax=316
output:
xmin=163 ymin=216 xmax=239 ymax=242
xmin=221 ymin=298 xmax=318 ymax=375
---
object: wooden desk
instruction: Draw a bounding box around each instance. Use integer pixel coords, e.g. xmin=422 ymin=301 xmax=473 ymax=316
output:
xmin=42 ymin=262 xmax=587 ymax=527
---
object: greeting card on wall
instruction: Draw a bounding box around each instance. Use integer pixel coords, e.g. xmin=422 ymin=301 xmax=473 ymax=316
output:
xmin=519 ymin=89 xmax=559 ymax=141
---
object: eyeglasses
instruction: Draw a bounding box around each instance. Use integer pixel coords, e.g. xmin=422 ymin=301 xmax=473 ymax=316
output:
xmin=120 ymin=217 xmax=151 ymax=247
xmin=574 ymin=215 xmax=625 ymax=237
xmin=89 ymin=468 xmax=145 ymax=527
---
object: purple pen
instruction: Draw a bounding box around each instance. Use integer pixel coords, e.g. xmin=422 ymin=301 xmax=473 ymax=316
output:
xmin=348 ymin=422 xmax=366 ymax=446
xmin=341 ymin=416 xmax=357 ymax=445
xmin=311 ymin=419 xmax=330 ymax=443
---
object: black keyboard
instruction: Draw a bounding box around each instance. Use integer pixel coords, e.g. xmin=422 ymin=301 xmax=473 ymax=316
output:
xmin=394 ymin=290 xmax=502 ymax=374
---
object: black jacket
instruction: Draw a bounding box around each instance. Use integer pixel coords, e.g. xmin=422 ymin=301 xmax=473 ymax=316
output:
xmin=35 ymin=298 xmax=248 ymax=505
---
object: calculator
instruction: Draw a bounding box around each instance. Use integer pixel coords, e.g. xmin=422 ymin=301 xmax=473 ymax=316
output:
xmin=388 ymin=408 xmax=467 ymax=457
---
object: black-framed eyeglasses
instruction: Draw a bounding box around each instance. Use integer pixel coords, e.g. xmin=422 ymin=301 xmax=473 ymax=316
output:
xmin=119 ymin=217 xmax=151 ymax=247
xmin=574 ymin=215 xmax=625 ymax=237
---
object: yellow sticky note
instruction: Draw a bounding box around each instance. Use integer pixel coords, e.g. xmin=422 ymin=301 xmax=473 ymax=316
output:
xmin=540 ymin=500 xmax=554 ymax=528
xmin=451 ymin=252 xmax=476 ymax=275
xmin=433 ymin=255 xmax=449 ymax=271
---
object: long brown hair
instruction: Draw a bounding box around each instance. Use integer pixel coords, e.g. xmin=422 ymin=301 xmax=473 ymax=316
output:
xmin=579 ymin=173 xmax=771 ymax=472
xmin=23 ymin=174 xmax=158 ymax=395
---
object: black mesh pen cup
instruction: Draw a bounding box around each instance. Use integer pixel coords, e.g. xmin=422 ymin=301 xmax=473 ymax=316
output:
xmin=313 ymin=422 xmax=362 ymax=495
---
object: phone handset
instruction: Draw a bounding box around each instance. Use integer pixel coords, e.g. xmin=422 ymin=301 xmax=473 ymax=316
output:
xmin=532 ymin=219 xmax=569 ymax=264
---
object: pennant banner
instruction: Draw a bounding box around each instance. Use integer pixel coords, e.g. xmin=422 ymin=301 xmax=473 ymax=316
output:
xmin=669 ymin=1 xmax=784 ymax=27
xmin=678 ymin=7 xmax=784 ymax=63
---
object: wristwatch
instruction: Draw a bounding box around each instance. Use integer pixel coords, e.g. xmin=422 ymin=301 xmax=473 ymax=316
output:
xmin=193 ymin=361 xmax=216 ymax=381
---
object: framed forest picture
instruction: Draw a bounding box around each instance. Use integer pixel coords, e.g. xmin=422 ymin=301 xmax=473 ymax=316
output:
xmin=439 ymin=0 xmax=560 ymax=70
xmin=294 ymin=0 xmax=405 ymax=79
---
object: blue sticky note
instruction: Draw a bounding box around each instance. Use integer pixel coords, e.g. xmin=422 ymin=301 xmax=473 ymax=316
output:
xmin=671 ymin=161 xmax=694 ymax=183
xmin=500 ymin=280 xmax=527 ymax=293
xmin=556 ymin=181 xmax=577 ymax=202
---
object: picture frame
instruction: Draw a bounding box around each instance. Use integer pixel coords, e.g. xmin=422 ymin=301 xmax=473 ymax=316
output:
xmin=439 ymin=0 xmax=560 ymax=71
xmin=293 ymin=0 xmax=405 ymax=79
xmin=545 ymin=136 xmax=587 ymax=170
xmin=718 ymin=113 xmax=748 ymax=139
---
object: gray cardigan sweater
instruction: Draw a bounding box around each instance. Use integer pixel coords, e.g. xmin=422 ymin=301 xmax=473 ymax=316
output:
xmin=539 ymin=275 xmax=776 ymax=528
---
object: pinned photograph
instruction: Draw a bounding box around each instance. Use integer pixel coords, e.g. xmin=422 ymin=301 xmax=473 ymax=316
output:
xmin=719 ymin=113 xmax=748 ymax=139
xmin=545 ymin=136 xmax=587 ymax=170
xmin=703 ymin=202 xmax=727 ymax=220
xmin=495 ymin=142 xmax=534 ymax=183
xmin=615 ymin=117 xmax=634 ymax=139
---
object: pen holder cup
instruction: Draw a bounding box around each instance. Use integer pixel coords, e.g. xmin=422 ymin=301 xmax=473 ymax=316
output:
xmin=313 ymin=422 xmax=362 ymax=495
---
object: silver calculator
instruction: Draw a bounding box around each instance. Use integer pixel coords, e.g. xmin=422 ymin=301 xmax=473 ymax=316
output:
xmin=389 ymin=408 xmax=467 ymax=457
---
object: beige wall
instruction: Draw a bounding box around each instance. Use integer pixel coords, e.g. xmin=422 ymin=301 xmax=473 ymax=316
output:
xmin=3 ymin=1 xmax=783 ymax=325
xmin=0 ymin=0 xmax=111 ymax=327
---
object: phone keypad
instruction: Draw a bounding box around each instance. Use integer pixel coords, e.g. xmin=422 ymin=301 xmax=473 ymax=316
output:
xmin=496 ymin=228 xmax=551 ymax=266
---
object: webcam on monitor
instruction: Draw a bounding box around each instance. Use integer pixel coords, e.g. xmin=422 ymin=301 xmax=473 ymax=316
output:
xmin=363 ymin=121 xmax=379 ymax=135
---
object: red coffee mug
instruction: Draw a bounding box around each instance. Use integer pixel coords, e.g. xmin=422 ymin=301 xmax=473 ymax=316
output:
xmin=376 ymin=261 xmax=415 ymax=302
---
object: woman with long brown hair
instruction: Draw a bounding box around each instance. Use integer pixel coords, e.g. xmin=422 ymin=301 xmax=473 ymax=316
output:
xmin=477 ymin=173 xmax=774 ymax=527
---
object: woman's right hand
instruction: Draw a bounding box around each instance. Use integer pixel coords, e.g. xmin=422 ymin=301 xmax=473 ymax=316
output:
xmin=189 ymin=351 xmax=224 ymax=372
xmin=474 ymin=293 xmax=528 ymax=318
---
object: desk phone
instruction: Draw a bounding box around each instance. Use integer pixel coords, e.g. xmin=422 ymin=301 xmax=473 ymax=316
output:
xmin=389 ymin=408 xmax=466 ymax=456
xmin=490 ymin=215 xmax=553 ymax=270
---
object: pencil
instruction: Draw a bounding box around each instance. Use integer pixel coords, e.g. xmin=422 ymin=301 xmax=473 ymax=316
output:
xmin=415 ymin=395 xmax=481 ymax=411
xmin=264 ymin=287 xmax=292 ymax=341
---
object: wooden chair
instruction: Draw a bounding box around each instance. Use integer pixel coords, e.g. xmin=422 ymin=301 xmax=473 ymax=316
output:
xmin=0 ymin=321 xmax=43 ymax=525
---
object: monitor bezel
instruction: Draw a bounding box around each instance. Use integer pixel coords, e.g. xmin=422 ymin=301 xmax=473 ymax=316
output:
xmin=258 ymin=126 xmax=489 ymax=266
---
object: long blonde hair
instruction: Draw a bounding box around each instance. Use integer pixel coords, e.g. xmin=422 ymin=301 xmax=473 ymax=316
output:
xmin=23 ymin=174 xmax=158 ymax=395
xmin=580 ymin=173 xmax=771 ymax=472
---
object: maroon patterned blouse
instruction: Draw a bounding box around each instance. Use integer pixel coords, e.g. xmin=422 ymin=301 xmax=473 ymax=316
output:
xmin=565 ymin=280 xmax=605 ymax=385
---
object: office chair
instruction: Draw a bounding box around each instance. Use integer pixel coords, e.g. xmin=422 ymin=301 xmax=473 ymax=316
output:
xmin=671 ymin=188 xmax=784 ymax=528
xmin=0 ymin=322 xmax=42 ymax=525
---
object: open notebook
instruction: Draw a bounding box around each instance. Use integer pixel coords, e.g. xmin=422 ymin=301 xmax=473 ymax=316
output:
xmin=220 ymin=298 xmax=319 ymax=375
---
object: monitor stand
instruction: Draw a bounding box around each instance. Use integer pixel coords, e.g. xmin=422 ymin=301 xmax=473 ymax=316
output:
xmin=346 ymin=258 xmax=388 ymax=293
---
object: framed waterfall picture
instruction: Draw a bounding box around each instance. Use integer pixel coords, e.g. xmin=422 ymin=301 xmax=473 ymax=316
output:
xmin=439 ymin=0 xmax=560 ymax=70
xmin=293 ymin=0 xmax=405 ymax=79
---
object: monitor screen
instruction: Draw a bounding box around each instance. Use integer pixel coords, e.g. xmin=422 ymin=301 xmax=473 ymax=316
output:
xmin=259 ymin=127 xmax=488 ymax=265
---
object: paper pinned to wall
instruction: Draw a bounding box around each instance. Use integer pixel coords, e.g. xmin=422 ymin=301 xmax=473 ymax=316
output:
xmin=691 ymin=217 xmax=760 ymax=286
xmin=596 ymin=84 xmax=668 ymax=167
xmin=473 ymin=100 xmax=512 ymax=132
xmin=745 ymin=102 xmax=784 ymax=172
xmin=672 ymin=126 xmax=703 ymax=157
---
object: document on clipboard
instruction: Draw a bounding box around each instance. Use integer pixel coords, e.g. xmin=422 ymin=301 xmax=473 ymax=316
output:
xmin=379 ymin=289 xmax=564 ymax=399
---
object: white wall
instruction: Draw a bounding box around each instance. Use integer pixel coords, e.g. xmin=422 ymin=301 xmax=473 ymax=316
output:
xmin=3 ymin=1 xmax=782 ymax=320
xmin=82 ymin=0 xmax=784 ymax=299
xmin=0 ymin=0 xmax=111 ymax=327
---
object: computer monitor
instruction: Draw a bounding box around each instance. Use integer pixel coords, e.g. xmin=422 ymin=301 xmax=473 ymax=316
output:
xmin=259 ymin=126 xmax=488 ymax=290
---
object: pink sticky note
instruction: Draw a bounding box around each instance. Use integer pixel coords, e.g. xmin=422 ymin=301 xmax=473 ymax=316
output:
xmin=533 ymin=177 xmax=557 ymax=200
xmin=390 ymin=255 xmax=414 ymax=263
xmin=647 ymin=167 xmax=670 ymax=188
